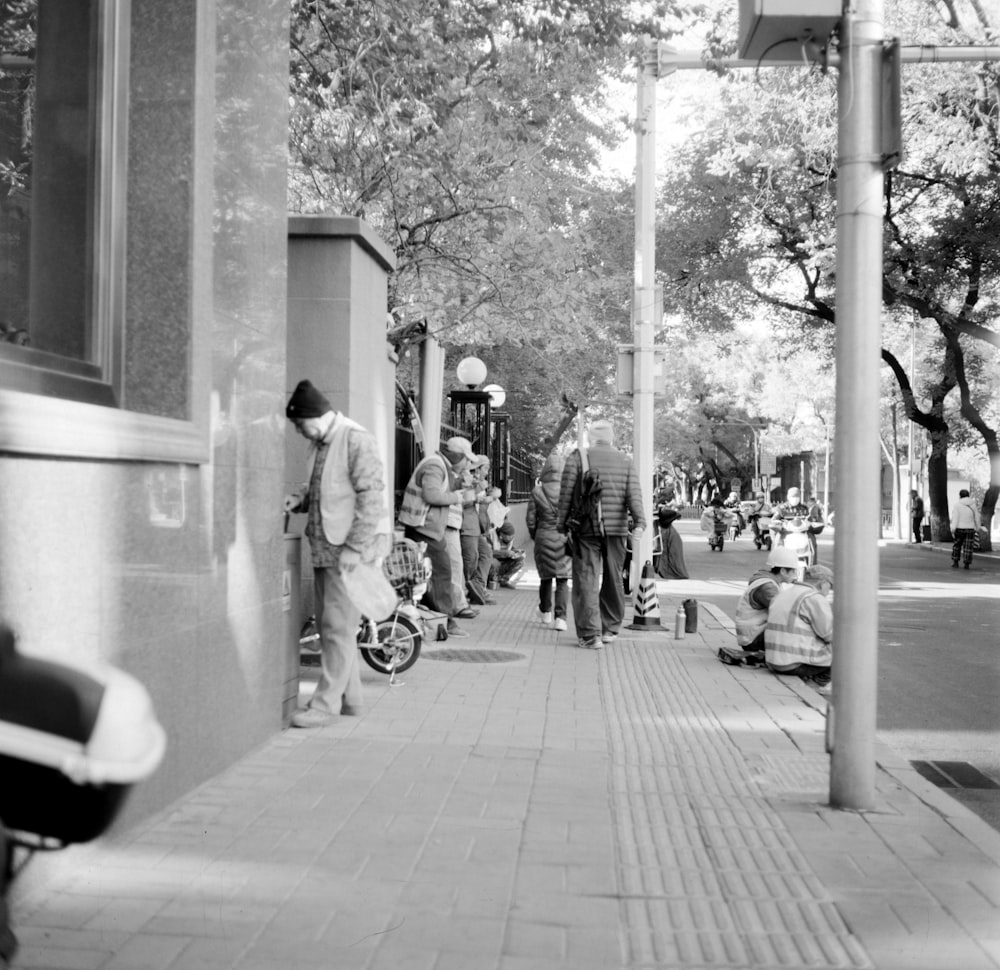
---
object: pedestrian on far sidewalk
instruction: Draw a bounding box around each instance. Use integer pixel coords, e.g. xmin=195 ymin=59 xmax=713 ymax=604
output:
xmin=557 ymin=418 xmax=646 ymax=649
xmin=283 ymin=380 xmax=391 ymax=728
xmin=910 ymin=490 xmax=925 ymax=543
xmin=527 ymin=452 xmax=571 ymax=632
xmin=950 ymin=488 xmax=981 ymax=570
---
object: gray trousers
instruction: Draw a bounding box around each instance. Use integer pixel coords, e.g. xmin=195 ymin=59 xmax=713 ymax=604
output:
xmin=309 ymin=565 xmax=364 ymax=715
xmin=570 ymin=534 xmax=627 ymax=640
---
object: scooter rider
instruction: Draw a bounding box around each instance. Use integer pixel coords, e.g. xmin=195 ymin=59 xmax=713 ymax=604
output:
xmin=719 ymin=546 xmax=799 ymax=667
xmin=770 ymin=486 xmax=824 ymax=564
xmin=747 ymin=491 xmax=772 ymax=545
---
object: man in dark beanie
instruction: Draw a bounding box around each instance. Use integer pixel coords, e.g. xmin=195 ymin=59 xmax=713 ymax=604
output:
xmin=284 ymin=380 xmax=390 ymax=727
xmin=285 ymin=378 xmax=332 ymax=420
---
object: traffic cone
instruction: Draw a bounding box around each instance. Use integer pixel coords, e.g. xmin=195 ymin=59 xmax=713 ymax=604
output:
xmin=627 ymin=560 xmax=662 ymax=629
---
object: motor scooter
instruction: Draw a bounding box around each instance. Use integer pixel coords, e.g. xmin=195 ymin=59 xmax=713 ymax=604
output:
xmin=700 ymin=505 xmax=735 ymax=551
xmin=300 ymin=538 xmax=432 ymax=685
xmin=749 ymin=512 xmax=773 ymax=551
xmin=772 ymin=516 xmax=819 ymax=579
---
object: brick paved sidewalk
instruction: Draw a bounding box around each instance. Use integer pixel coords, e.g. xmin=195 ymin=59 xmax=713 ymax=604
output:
xmin=6 ymin=582 xmax=1000 ymax=969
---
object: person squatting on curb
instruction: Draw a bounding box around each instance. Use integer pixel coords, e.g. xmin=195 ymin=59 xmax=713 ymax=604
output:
xmin=556 ymin=419 xmax=646 ymax=650
xmin=950 ymin=488 xmax=981 ymax=570
xmin=527 ymin=452 xmax=571 ymax=632
xmin=764 ymin=563 xmax=835 ymax=696
xmin=718 ymin=546 xmax=799 ymax=668
xmin=284 ymin=380 xmax=391 ymax=728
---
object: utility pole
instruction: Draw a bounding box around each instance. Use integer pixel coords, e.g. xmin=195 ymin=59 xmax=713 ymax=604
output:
xmin=634 ymin=11 xmax=1000 ymax=811
xmin=828 ymin=0 xmax=884 ymax=810
xmin=631 ymin=41 xmax=663 ymax=581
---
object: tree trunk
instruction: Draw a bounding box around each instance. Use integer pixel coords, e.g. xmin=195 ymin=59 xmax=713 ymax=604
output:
xmin=538 ymin=398 xmax=577 ymax=455
xmin=926 ymin=431 xmax=951 ymax=543
xmin=981 ymin=481 xmax=998 ymax=552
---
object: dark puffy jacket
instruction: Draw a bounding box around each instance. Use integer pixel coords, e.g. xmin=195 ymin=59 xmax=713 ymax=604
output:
xmin=556 ymin=444 xmax=646 ymax=537
xmin=527 ymin=454 xmax=571 ymax=580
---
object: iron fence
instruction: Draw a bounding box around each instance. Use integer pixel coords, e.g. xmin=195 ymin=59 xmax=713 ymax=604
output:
xmin=393 ymin=386 xmax=532 ymax=510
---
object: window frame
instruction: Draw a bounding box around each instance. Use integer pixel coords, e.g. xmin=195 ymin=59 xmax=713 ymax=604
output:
xmin=0 ymin=0 xmax=210 ymax=463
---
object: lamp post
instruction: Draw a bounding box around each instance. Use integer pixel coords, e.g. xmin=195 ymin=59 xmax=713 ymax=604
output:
xmin=448 ymin=358 xmax=509 ymax=500
xmin=485 ymin=384 xmax=509 ymax=504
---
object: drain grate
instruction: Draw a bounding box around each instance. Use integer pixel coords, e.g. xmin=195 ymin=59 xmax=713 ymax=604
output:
xmin=912 ymin=760 xmax=1000 ymax=790
xmin=425 ymin=649 xmax=524 ymax=663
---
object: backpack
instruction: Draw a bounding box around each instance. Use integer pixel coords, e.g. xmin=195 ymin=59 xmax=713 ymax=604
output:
xmin=565 ymin=448 xmax=604 ymax=537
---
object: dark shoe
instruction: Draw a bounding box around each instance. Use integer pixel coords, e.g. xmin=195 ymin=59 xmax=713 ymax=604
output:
xmin=454 ymin=607 xmax=479 ymax=619
xmin=718 ymin=648 xmax=743 ymax=667
xmin=952 ymin=561 xmax=959 ymax=568
xmin=964 ymin=563 xmax=970 ymax=569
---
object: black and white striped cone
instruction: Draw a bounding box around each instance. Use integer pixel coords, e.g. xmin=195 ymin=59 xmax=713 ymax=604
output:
xmin=627 ymin=560 xmax=662 ymax=629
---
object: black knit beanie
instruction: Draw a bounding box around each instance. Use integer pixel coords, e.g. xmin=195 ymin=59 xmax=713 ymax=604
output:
xmin=285 ymin=380 xmax=332 ymax=419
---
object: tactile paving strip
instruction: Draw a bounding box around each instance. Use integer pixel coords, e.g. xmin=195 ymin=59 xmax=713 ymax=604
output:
xmin=602 ymin=643 xmax=873 ymax=969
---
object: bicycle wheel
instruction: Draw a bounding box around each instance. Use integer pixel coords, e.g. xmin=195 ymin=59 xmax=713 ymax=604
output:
xmin=359 ymin=613 xmax=422 ymax=675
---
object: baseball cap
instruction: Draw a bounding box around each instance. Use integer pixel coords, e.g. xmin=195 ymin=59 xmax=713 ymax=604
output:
xmin=445 ymin=436 xmax=475 ymax=461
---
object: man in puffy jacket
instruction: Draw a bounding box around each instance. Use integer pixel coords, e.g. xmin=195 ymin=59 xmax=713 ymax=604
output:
xmin=764 ymin=564 xmax=834 ymax=695
xmin=556 ymin=419 xmax=646 ymax=649
xmin=719 ymin=546 xmax=799 ymax=667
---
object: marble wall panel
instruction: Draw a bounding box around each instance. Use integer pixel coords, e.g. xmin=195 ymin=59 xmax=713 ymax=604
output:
xmin=0 ymin=0 xmax=291 ymax=829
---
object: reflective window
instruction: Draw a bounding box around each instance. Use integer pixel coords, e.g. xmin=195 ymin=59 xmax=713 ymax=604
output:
xmin=0 ymin=0 xmax=126 ymax=406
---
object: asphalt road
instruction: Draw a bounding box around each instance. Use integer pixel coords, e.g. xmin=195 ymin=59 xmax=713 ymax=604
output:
xmin=657 ymin=519 xmax=1000 ymax=830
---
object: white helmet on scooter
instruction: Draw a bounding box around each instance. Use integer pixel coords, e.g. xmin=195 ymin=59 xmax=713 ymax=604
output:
xmin=766 ymin=547 xmax=800 ymax=570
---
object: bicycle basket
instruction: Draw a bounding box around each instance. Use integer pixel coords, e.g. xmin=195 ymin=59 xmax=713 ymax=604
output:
xmin=383 ymin=539 xmax=425 ymax=592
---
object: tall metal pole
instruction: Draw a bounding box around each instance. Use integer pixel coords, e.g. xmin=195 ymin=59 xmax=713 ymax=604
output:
xmin=632 ymin=41 xmax=662 ymax=577
xmin=830 ymin=0 xmax=884 ymax=810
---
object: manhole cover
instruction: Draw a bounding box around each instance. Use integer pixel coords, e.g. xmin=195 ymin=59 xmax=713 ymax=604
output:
xmin=425 ymin=649 xmax=524 ymax=663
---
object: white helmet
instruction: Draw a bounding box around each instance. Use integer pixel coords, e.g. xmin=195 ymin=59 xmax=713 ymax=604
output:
xmin=766 ymin=547 xmax=800 ymax=570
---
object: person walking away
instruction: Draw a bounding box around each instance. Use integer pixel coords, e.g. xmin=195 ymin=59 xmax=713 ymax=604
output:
xmin=527 ymin=453 xmax=571 ymax=631
xmin=909 ymin=490 xmax=925 ymax=543
xmin=557 ymin=419 xmax=646 ymax=649
xmin=764 ymin=564 xmax=835 ymax=695
xmin=719 ymin=546 xmax=799 ymax=666
xmin=654 ymin=488 xmax=689 ymax=579
xmin=950 ymin=488 xmax=981 ymax=569
xmin=284 ymin=380 xmax=391 ymax=728
xmin=398 ymin=436 xmax=479 ymax=637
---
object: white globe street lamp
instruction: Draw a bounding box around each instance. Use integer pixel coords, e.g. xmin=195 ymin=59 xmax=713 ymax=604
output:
xmin=483 ymin=383 xmax=506 ymax=408
xmin=456 ymin=356 xmax=487 ymax=389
